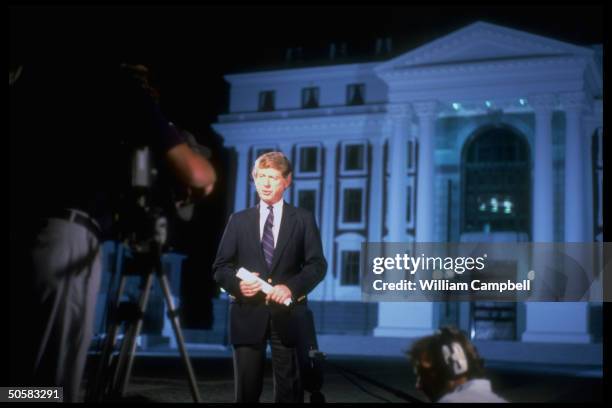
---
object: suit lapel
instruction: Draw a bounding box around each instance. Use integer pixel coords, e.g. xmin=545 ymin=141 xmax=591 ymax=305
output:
xmin=270 ymin=202 xmax=296 ymax=274
xmin=247 ymin=206 xmax=267 ymax=270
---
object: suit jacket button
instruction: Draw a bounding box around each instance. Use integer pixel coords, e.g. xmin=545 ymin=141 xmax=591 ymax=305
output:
xmin=267 ymin=278 xmax=272 ymax=283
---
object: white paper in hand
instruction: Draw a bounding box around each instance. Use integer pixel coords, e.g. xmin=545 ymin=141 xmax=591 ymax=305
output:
xmin=236 ymin=267 xmax=292 ymax=306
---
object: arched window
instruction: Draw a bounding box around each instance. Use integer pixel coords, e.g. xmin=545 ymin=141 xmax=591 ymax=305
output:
xmin=462 ymin=126 xmax=530 ymax=234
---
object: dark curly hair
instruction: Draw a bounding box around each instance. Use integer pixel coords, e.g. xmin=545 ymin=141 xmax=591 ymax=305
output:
xmin=407 ymin=326 xmax=485 ymax=382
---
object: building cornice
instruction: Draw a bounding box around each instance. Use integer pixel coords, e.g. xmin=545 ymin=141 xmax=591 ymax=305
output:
xmin=212 ymin=113 xmax=389 ymax=145
xmin=377 ymin=56 xmax=588 ymax=82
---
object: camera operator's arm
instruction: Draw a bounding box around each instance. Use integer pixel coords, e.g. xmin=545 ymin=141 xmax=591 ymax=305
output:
xmin=119 ymin=63 xmax=216 ymax=196
xmin=165 ymin=143 xmax=217 ymax=196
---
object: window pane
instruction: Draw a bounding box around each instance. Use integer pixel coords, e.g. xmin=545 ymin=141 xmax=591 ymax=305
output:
xmin=345 ymin=144 xmax=364 ymax=171
xmin=406 ymin=186 xmax=412 ymax=223
xmin=258 ymin=91 xmax=275 ymax=112
xmin=341 ymin=250 xmax=360 ymax=285
xmin=298 ymin=190 xmax=316 ymax=215
xmin=471 ymin=301 xmax=517 ymax=340
xmin=343 ymin=188 xmax=362 ymax=223
xmin=299 ymin=147 xmax=318 ymax=172
xmin=347 ymin=83 xmax=365 ymax=106
xmin=302 ymin=87 xmax=319 ymax=108
xmin=407 ymin=141 xmax=413 ymax=169
xmin=463 ymin=129 xmax=529 ymax=233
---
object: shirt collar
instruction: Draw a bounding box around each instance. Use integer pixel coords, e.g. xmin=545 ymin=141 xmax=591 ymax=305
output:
xmin=259 ymin=199 xmax=284 ymax=214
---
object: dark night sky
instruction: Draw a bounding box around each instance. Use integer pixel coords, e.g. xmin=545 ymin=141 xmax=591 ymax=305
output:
xmin=10 ymin=4 xmax=604 ymax=131
xmin=9 ymin=3 xmax=605 ymax=328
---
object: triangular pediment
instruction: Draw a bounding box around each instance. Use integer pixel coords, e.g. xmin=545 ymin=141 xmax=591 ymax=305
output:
xmin=376 ymin=21 xmax=594 ymax=72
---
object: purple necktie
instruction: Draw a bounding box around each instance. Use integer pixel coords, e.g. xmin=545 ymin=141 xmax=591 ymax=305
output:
xmin=261 ymin=205 xmax=275 ymax=269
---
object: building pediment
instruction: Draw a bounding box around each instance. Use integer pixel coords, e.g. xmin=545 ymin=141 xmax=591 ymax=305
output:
xmin=376 ymin=21 xmax=594 ymax=73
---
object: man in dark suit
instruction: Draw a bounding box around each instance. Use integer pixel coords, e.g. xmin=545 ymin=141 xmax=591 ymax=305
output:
xmin=213 ymin=151 xmax=327 ymax=402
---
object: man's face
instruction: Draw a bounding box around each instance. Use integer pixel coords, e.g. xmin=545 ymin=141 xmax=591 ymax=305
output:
xmin=254 ymin=167 xmax=291 ymax=205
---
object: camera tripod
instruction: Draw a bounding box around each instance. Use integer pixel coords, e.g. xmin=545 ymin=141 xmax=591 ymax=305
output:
xmin=87 ymin=239 xmax=201 ymax=402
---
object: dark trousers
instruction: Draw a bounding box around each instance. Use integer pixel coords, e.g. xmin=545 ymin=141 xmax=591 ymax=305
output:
xmin=233 ymin=319 xmax=302 ymax=403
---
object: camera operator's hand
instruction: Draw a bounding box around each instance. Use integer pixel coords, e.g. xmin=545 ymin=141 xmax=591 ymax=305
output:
xmin=166 ymin=143 xmax=217 ymax=195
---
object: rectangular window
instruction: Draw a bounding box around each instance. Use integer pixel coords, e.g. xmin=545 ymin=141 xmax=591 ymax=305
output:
xmin=258 ymin=90 xmax=275 ymax=112
xmin=407 ymin=140 xmax=416 ymax=171
xmin=341 ymin=251 xmax=360 ymax=286
xmin=343 ymin=188 xmax=363 ymax=223
xmin=346 ymin=83 xmax=365 ymax=106
xmin=406 ymin=186 xmax=412 ymax=224
xmin=340 ymin=141 xmax=368 ymax=176
xmin=299 ymin=147 xmax=318 ymax=173
xmin=294 ymin=180 xmax=320 ymax=222
xmin=298 ymin=190 xmax=316 ymax=215
xmin=302 ymin=87 xmax=320 ymax=109
xmin=471 ymin=298 xmax=517 ymax=341
xmin=345 ymin=144 xmax=365 ymax=171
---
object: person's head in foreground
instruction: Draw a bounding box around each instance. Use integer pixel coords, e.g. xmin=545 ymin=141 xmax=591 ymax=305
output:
xmin=407 ymin=326 xmax=506 ymax=403
xmin=252 ymin=151 xmax=292 ymax=205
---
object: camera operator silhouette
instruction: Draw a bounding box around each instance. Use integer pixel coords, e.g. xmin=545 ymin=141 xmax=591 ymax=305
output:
xmin=9 ymin=61 xmax=216 ymax=402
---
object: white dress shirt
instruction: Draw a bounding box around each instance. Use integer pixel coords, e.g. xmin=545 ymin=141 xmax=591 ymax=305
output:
xmin=259 ymin=200 xmax=284 ymax=248
xmin=438 ymin=379 xmax=507 ymax=403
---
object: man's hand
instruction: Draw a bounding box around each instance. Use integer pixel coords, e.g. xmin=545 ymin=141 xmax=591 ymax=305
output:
xmin=266 ymin=284 xmax=292 ymax=305
xmin=239 ymin=272 xmax=261 ymax=297
xmin=166 ymin=143 xmax=216 ymax=196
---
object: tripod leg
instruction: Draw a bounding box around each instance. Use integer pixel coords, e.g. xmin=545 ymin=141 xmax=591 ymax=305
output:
xmin=158 ymin=273 xmax=202 ymax=402
xmin=110 ymin=317 xmax=136 ymax=396
xmin=88 ymin=273 xmax=129 ymax=401
xmin=113 ymin=271 xmax=155 ymax=397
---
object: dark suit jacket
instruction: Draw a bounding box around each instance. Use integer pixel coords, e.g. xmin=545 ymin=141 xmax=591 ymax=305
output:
xmin=213 ymin=202 xmax=327 ymax=346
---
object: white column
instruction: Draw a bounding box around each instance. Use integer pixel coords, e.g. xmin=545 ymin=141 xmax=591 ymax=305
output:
xmin=374 ymin=104 xmax=436 ymax=339
xmin=414 ymin=101 xmax=439 ymax=243
xmin=386 ymin=104 xmax=411 ymax=241
xmin=522 ymin=93 xmax=593 ymax=344
xmin=560 ymin=92 xmax=589 ymax=242
xmin=529 ymin=94 xmax=556 ymax=242
xmin=320 ymin=139 xmax=337 ymax=301
xmin=582 ymin=101 xmax=600 ymax=243
xmin=368 ymin=138 xmax=383 ymax=243
xmin=233 ymin=144 xmax=250 ymax=213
